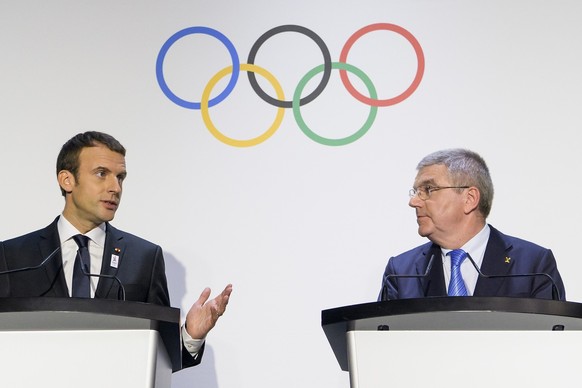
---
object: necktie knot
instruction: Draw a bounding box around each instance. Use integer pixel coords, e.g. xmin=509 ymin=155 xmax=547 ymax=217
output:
xmin=449 ymin=249 xmax=467 ymax=268
xmin=73 ymin=234 xmax=89 ymax=249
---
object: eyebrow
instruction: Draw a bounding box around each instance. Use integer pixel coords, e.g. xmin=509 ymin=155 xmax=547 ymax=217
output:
xmin=414 ymin=178 xmax=437 ymax=187
xmin=93 ymin=166 xmax=127 ymax=177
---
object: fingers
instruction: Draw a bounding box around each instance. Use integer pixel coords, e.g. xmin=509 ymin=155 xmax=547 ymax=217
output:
xmin=195 ymin=284 xmax=233 ymax=313
xmin=221 ymin=283 xmax=233 ymax=298
xmin=209 ymin=285 xmax=232 ymax=319
xmin=219 ymin=284 xmax=233 ymax=306
xmin=195 ymin=287 xmax=212 ymax=307
xmin=184 ymin=285 xmax=232 ymax=339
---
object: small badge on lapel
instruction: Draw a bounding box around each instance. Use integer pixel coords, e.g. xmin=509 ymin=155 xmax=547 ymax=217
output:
xmin=505 ymin=256 xmax=511 ymax=264
xmin=111 ymin=251 xmax=120 ymax=268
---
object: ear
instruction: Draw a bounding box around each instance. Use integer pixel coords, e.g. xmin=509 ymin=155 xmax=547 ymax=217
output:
xmin=58 ymin=170 xmax=75 ymax=194
xmin=464 ymin=186 xmax=480 ymax=214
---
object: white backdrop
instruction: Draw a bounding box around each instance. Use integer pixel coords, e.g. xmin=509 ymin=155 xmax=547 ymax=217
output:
xmin=1 ymin=1 xmax=581 ymax=388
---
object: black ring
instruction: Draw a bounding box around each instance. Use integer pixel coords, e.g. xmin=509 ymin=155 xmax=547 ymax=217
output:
xmin=247 ymin=25 xmax=332 ymax=108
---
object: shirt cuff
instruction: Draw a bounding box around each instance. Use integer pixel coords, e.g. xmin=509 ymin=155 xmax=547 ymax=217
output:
xmin=182 ymin=324 xmax=205 ymax=356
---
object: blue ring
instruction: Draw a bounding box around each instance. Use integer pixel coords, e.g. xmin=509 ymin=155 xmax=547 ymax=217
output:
xmin=156 ymin=26 xmax=240 ymax=110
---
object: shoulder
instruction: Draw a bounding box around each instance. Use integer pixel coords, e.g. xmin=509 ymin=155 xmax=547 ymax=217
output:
xmin=388 ymin=241 xmax=435 ymax=268
xmin=488 ymin=225 xmax=549 ymax=252
xmin=1 ymin=221 xmax=57 ymax=248
xmin=106 ymin=224 xmax=161 ymax=250
xmin=2 ymin=229 xmax=42 ymax=245
xmin=393 ymin=241 xmax=434 ymax=259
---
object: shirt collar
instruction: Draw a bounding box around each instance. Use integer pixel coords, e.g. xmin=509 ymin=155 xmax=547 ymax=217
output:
xmin=441 ymin=224 xmax=490 ymax=258
xmin=57 ymin=215 xmax=107 ymax=247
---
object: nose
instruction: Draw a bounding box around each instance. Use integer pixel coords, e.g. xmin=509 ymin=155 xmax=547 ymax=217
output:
xmin=108 ymin=176 xmax=122 ymax=194
xmin=409 ymin=194 xmax=421 ymax=208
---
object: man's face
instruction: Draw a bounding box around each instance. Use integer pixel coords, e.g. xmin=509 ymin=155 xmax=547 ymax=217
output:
xmin=61 ymin=144 xmax=127 ymax=232
xmin=408 ymin=164 xmax=467 ymax=245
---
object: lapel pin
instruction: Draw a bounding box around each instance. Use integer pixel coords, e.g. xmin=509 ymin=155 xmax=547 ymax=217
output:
xmin=505 ymin=257 xmax=511 ymax=264
xmin=114 ymin=247 xmax=121 ymax=253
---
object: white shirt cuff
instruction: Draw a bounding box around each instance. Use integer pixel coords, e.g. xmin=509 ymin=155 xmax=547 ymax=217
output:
xmin=182 ymin=325 xmax=205 ymax=356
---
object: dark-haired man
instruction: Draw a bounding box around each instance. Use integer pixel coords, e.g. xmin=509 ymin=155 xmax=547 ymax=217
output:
xmin=0 ymin=131 xmax=232 ymax=368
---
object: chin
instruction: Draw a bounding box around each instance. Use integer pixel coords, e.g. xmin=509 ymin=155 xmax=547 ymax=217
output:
xmin=101 ymin=212 xmax=116 ymax=222
xmin=417 ymin=226 xmax=431 ymax=238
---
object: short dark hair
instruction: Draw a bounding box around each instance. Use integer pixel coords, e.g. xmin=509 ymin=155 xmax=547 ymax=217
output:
xmin=56 ymin=131 xmax=126 ymax=196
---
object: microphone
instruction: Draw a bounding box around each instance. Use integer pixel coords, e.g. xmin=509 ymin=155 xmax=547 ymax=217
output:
xmin=0 ymin=246 xmax=61 ymax=275
xmin=465 ymin=253 xmax=561 ymax=301
xmin=380 ymin=254 xmax=435 ymax=301
xmin=78 ymin=259 xmax=126 ymax=301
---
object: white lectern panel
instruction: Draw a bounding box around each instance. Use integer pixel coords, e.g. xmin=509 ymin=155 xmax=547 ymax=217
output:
xmin=0 ymin=330 xmax=171 ymax=388
xmin=347 ymin=330 xmax=580 ymax=388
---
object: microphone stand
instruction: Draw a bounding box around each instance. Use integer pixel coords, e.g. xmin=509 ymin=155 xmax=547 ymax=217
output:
xmin=465 ymin=253 xmax=560 ymax=301
xmin=381 ymin=254 xmax=435 ymax=301
xmin=0 ymin=247 xmax=61 ymax=275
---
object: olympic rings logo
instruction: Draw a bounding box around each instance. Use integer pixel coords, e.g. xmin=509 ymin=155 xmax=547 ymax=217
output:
xmin=156 ymin=23 xmax=425 ymax=147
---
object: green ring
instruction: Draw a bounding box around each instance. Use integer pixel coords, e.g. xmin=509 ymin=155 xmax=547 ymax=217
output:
xmin=293 ymin=62 xmax=378 ymax=146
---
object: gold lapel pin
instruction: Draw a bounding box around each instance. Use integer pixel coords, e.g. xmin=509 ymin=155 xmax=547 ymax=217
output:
xmin=505 ymin=257 xmax=511 ymax=264
xmin=114 ymin=247 xmax=121 ymax=253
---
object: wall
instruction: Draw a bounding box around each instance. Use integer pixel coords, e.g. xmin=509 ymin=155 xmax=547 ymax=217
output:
xmin=1 ymin=1 xmax=581 ymax=387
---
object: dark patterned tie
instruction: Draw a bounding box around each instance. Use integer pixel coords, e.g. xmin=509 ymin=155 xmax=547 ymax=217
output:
xmin=72 ymin=234 xmax=91 ymax=298
xmin=448 ymin=249 xmax=468 ymax=296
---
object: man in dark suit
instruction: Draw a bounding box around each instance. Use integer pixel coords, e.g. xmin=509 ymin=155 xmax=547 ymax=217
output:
xmin=0 ymin=131 xmax=232 ymax=369
xmin=379 ymin=148 xmax=565 ymax=301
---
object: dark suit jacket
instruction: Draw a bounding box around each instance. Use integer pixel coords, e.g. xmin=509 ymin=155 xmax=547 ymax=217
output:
xmin=0 ymin=217 xmax=201 ymax=368
xmin=378 ymin=225 xmax=566 ymax=301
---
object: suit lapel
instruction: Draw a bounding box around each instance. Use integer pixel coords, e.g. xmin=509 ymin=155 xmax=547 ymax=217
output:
xmin=474 ymin=226 xmax=513 ymax=296
xmin=95 ymin=223 xmax=125 ymax=299
xmin=39 ymin=218 xmax=69 ymax=297
xmin=423 ymin=245 xmax=447 ymax=297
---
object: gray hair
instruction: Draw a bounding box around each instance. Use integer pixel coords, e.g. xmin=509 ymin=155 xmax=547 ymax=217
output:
xmin=417 ymin=148 xmax=494 ymax=218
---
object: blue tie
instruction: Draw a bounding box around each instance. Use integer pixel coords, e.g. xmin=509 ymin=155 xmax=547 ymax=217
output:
xmin=72 ymin=234 xmax=91 ymax=298
xmin=448 ymin=249 xmax=468 ymax=296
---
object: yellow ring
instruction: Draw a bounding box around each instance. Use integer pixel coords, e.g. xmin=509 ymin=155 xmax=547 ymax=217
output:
xmin=201 ymin=64 xmax=285 ymax=147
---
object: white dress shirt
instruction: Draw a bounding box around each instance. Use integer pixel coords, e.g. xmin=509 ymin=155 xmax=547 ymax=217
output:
xmin=57 ymin=216 xmax=106 ymax=297
xmin=441 ymin=224 xmax=490 ymax=296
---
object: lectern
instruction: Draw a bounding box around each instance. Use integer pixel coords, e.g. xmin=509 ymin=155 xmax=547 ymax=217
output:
xmin=0 ymin=297 xmax=182 ymax=388
xmin=322 ymin=297 xmax=582 ymax=388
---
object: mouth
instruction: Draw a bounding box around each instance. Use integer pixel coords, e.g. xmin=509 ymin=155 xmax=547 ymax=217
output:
xmin=416 ymin=215 xmax=428 ymax=224
xmin=102 ymin=200 xmax=119 ymax=211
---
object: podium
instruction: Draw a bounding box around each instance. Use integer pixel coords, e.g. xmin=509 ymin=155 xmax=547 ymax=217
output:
xmin=0 ymin=297 xmax=182 ymax=388
xmin=322 ymin=297 xmax=582 ymax=388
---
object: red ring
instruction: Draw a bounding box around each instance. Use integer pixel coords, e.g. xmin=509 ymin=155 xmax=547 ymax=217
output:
xmin=339 ymin=23 xmax=425 ymax=107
